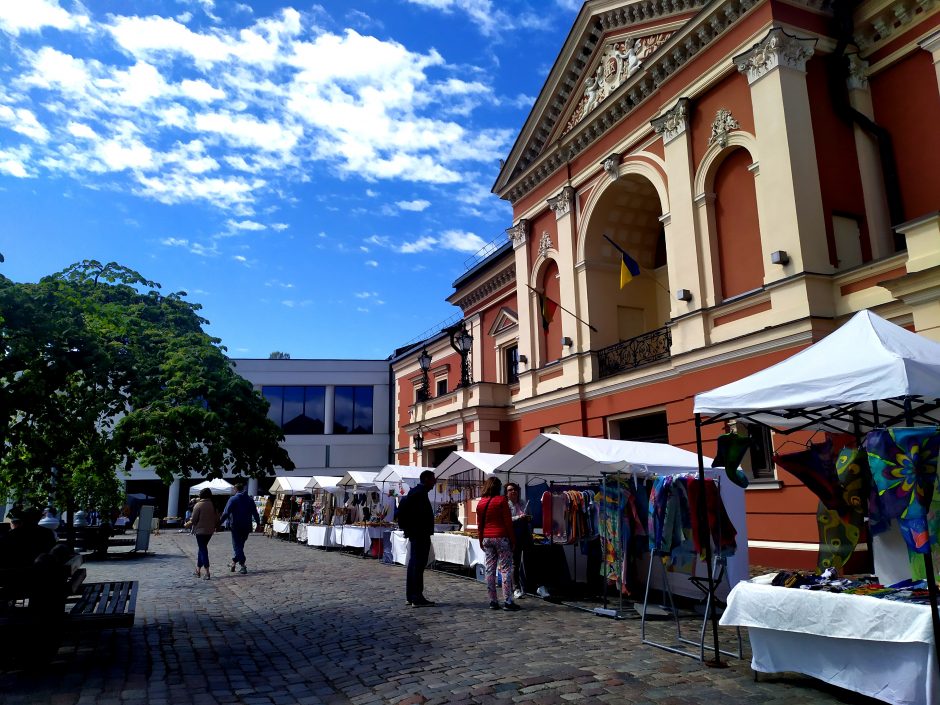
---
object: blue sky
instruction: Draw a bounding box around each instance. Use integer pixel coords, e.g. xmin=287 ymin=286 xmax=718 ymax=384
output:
xmin=0 ymin=0 xmax=579 ymax=359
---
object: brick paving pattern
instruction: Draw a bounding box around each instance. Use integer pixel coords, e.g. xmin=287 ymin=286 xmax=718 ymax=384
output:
xmin=0 ymin=533 xmax=874 ymax=704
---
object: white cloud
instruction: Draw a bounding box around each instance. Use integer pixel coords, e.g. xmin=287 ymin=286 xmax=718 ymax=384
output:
xmin=227 ymin=219 xmax=266 ymax=231
xmin=66 ymin=121 xmax=97 ymax=140
xmin=439 ymin=229 xmax=488 ymax=253
xmin=0 ymin=148 xmax=31 ymax=178
xmin=179 ymin=79 xmax=225 ymax=103
xmin=365 ymin=189 xmax=378 ymax=197
xmin=160 ymin=236 xmax=218 ymax=256
xmin=0 ymin=105 xmax=49 ymax=142
xmin=356 ymin=307 xmax=369 ymax=313
xmin=404 ymin=0 xmax=548 ymax=37
xmin=398 ymin=235 xmax=437 ymax=254
xmin=0 ymin=0 xmax=89 ymax=35
xmin=98 ymin=137 xmax=154 ymax=171
xmin=365 ymin=259 xmax=378 ymax=267
xmin=396 ymin=199 xmax=430 ymax=212
xmin=270 ymin=223 xmax=288 ymax=231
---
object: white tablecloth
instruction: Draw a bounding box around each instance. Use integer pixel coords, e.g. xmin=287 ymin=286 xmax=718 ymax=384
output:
xmin=720 ymin=581 xmax=937 ymax=705
xmin=389 ymin=531 xmax=484 ymax=568
xmin=305 ymin=524 xmax=335 ymax=548
xmin=272 ymin=519 xmax=291 ymax=535
xmin=333 ymin=525 xmax=385 ymax=551
xmin=296 ymin=523 xmax=307 ymax=543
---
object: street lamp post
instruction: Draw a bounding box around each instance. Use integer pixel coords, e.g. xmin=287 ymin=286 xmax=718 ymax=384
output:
xmin=448 ymin=323 xmax=473 ymax=388
xmin=417 ymin=347 xmax=432 ymax=402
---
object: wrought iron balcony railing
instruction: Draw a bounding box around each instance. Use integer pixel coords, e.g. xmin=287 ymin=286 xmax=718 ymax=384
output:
xmin=596 ymin=326 xmax=672 ymax=379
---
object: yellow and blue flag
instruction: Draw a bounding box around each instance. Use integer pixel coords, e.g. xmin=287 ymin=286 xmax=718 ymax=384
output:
xmin=603 ymin=234 xmax=641 ymax=289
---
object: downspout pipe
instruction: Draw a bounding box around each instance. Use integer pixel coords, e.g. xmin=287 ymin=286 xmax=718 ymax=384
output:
xmin=826 ymin=0 xmax=905 ymax=247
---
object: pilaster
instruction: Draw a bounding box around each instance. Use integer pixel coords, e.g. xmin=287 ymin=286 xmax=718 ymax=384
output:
xmin=918 ymin=28 xmax=940 ymax=90
xmin=506 ymin=219 xmax=535 ymax=398
xmin=167 ymin=477 xmax=181 ymax=519
xmin=734 ymin=28 xmax=831 ymax=279
xmin=882 ymin=214 xmax=940 ymax=341
xmin=547 ymin=186 xmax=582 ymax=359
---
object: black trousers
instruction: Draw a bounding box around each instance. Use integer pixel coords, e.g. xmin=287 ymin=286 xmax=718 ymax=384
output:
xmin=406 ymin=535 xmax=431 ymax=602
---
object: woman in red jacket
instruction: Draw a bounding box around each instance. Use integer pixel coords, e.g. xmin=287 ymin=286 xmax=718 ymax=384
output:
xmin=477 ymin=476 xmax=520 ymax=611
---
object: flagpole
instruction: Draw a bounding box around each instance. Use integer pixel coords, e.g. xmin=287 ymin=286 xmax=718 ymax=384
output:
xmin=525 ymin=284 xmax=598 ymax=333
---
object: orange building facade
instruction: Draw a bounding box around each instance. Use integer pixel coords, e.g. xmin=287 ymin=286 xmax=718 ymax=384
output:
xmin=391 ymin=0 xmax=940 ymax=569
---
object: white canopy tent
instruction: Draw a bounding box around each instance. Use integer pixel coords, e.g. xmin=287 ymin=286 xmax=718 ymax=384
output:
xmin=189 ymin=478 xmax=235 ymax=496
xmin=494 ymin=433 xmax=747 ymax=596
xmin=694 ymin=309 xmax=940 ymax=430
xmin=336 ymin=471 xmax=379 ymax=490
xmin=303 ymin=475 xmax=344 ymax=493
xmin=435 ymin=451 xmax=510 ymax=481
xmin=374 ymin=464 xmax=433 ymax=486
xmin=269 ymin=476 xmax=314 ymax=495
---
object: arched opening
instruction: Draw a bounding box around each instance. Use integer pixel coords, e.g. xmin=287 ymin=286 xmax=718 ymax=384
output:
xmin=537 ymin=259 xmax=563 ymax=365
xmin=582 ymin=174 xmax=670 ymax=375
xmin=713 ymin=148 xmax=763 ymax=299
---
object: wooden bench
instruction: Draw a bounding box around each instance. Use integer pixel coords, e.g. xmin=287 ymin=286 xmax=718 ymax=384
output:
xmin=65 ymin=580 xmax=138 ymax=630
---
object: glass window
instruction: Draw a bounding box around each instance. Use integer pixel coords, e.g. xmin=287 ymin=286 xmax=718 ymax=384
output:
xmin=334 ymin=386 xmax=373 ymax=435
xmin=746 ymin=424 xmax=775 ymax=480
xmin=263 ymin=386 xmax=325 ymax=435
xmin=436 ymin=378 xmax=448 ymax=396
xmin=262 ymin=386 xmax=283 ymax=426
xmin=505 ymin=345 xmax=519 ymax=384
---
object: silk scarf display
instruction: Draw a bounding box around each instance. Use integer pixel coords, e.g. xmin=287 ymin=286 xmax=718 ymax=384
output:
xmin=863 ymin=426 xmax=940 ymax=555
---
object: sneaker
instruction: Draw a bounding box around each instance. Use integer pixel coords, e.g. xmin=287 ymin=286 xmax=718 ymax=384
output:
xmin=238 ymin=565 xmax=247 ymax=574
xmin=503 ymin=601 xmax=521 ymax=611
xmin=488 ymin=600 xmax=500 ymax=610
xmin=513 ymin=589 xmax=524 ymax=600
xmin=230 ymin=561 xmax=236 ymax=573
xmin=411 ymin=598 xmax=435 ymax=607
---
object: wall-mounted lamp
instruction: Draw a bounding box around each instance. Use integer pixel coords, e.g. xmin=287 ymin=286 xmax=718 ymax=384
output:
xmin=676 ymin=288 xmax=693 ymax=302
xmin=561 ymin=336 xmax=573 ymax=347
xmin=416 ymin=347 xmax=432 ymax=402
xmin=447 ymin=322 xmax=473 ymax=388
xmin=518 ymin=354 xmax=528 ymax=364
xmin=413 ymin=433 xmax=424 ymax=452
xmin=770 ymin=250 xmax=790 ymax=265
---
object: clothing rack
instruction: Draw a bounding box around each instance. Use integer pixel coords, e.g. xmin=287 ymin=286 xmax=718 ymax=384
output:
xmin=545 ymin=481 xmax=600 ymax=598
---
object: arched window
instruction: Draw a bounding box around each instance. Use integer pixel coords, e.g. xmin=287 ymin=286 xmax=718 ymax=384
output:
xmin=713 ymin=148 xmax=763 ymax=299
xmin=539 ymin=260 xmax=562 ymax=364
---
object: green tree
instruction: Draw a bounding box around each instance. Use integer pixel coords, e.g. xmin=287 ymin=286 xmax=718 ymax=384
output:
xmin=268 ymin=351 xmax=290 ymax=359
xmin=0 ymin=260 xmax=294 ymax=516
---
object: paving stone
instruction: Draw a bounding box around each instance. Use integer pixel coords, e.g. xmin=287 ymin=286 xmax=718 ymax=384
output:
xmin=0 ymin=533 xmax=880 ymax=705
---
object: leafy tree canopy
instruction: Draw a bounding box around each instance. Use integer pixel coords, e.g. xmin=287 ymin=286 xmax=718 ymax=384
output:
xmin=268 ymin=351 xmax=291 ymax=359
xmin=0 ymin=260 xmax=294 ymax=513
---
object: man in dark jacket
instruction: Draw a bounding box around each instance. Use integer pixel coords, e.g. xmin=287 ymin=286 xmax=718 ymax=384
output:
xmin=0 ymin=507 xmax=56 ymax=569
xmin=398 ymin=470 xmax=436 ymax=607
xmin=219 ymin=483 xmax=261 ymax=574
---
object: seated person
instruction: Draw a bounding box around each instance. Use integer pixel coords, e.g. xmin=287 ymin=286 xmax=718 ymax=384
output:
xmin=0 ymin=507 xmax=58 ymax=569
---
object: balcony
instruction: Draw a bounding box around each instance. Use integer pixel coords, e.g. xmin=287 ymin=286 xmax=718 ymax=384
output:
xmin=412 ymin=382 xmax=513 ymax=424
xmin=596 ymin=326 xmax=672 ymax=379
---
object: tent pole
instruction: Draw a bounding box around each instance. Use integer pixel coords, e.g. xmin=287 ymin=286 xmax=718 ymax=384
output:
xmin=695 ymin=414 xmax=726 ymax=667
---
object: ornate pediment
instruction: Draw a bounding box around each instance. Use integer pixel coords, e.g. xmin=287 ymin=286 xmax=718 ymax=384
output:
xmin=562 ymin=32 xmax=673 ymax=135
xmin=488 ymin=307 xmax=519 ymax=336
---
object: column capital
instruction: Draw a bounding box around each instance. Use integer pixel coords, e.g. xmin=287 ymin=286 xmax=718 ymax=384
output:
xmin=733 ymin=28 xmax=816 ymax=85
xmin=601 ymin=153 xmax=621 ymax=181
xmin=547 ymin=186 xmax=575 ymax=220
xmin=651 ymin=97 xmax=690 ymax=145
xmin=506 ymin=218 xmax=529 ymax=247
xmin=846 ymin=54 xmax=869 ymax=91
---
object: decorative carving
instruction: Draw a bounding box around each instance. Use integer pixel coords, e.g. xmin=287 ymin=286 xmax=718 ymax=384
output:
xmin=506 ymin=219 xmax=530 ymax=246
xmin=708 ymin=109 xmax=739 ymax=148
xmin=547 ymin=186 xmax=575 ymax=219
xmin=538 ymin=231 xmax=554 ymax=258
xmin=733 ymin=27 xmax=817 ymax=84
xmin=651 ymin=98 xmax=690 ymax=144
xmin=602 ymin=153 xmax=621 ymax=180
xmin=453 ymin=265 xmax=516 ymax=310
xmin=563 ymin=33 xmax=673 ymax=134
xmin=846 ymin=55 xmax=869 ymax=91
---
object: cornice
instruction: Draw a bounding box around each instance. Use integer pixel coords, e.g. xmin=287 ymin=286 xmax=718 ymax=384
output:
xmin=452 ymin=264 xmax=517 ymax=311
xmin=501 ymin=0 xmax=834 ymax=204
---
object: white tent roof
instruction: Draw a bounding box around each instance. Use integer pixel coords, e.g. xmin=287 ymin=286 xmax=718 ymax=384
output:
xmin=337 ymin=470 xmax=379 ymax=489
xmin=269 ymin=476 xmax=314 ymax=495
xmin=435 ymin=451 xmax=511 ymax=481
xmin=694 ymin=310 xmax=940 ymax=427
xmin=496 ymin=434 xmax=709 ymax=479
xmin=303 ymin=475 xmax=344 ymax=492
xmin=189 ymin=478 xmax=235 ymax=496
xmin=374 ymin=464 xmax=433 ymax=484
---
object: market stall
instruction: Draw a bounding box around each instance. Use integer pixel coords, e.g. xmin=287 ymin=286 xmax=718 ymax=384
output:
xmin=694 ymin=309 xmax=940 ymax=697
xmin=189 ymin=478 xmax=236 ymax=496
xmin=302 ymin=475 xmax=344 ymax=548
xmin=267 ymin=476 xmax=313 ymax=540
xmin=333 ymin=471 xmax=388 ymax=556
xmin=434 ymin=452 xmax=510 ymax=530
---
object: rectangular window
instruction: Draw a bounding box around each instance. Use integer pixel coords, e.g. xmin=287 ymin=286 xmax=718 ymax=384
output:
xmin=334 ymin=386 xmax=374 ymax=435
xmin=745 ymin=424 xmax=775 ymax=480
xmin=261 ymin=386 xmax=325 ymax=435
xmin=505 ymin=345 xmax=519 ymax=384
xmin=436 ymin=378 xmax=449 ymax=396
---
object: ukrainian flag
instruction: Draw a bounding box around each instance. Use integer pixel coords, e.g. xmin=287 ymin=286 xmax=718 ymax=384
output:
xmin=603 ymin=235 xmax=641 ymax=289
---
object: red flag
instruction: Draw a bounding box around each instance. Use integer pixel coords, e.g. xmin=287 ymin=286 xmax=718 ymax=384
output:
xmin=539 ymin=293 xmax=558 ymax=332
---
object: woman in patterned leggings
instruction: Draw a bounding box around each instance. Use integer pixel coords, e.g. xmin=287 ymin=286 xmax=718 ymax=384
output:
xmin=476 ymin=476 xmax=520 ymax=611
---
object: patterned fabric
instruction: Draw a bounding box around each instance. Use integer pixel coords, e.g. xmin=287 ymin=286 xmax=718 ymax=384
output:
xmin=711 ymin=433 xmax=750 ymax=488
xmin=482 ymin=537 xmax=514 ymax=602
xmin=864 ymin=427 xmax=940 ymax=554
xmin=774 ymin=439 xmax=845 ymax=513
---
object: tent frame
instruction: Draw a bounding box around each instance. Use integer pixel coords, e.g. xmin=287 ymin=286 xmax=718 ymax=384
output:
xmin=694 ymin=393 xmax=940 ymax=672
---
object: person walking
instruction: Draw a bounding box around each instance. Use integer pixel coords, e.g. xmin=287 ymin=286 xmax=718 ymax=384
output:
xmin=396 ymin=469 xmax=436 ymax=607
xmin=477 ymin=476 xmax=519 ymax=611
xmin=219 ymin=482 xmax=261 ymax=574
xmin=505 ymin=482 xmax=531 ymax=599
xmin=187 ymin=488 xmax=218 ymax=580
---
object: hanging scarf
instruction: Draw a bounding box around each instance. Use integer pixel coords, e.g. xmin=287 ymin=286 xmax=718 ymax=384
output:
xmin=863 ymin=427 xmax=940 ymax=554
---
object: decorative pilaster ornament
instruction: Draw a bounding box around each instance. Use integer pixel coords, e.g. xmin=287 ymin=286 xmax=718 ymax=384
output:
xmin=547 ymin=186 xmax=575 ymax=219
xmin=538 ymin=231 xmax=554 ymax=259
xmin=602 ymin=153 xmax=621 ymax=180
xmin=846 ymin=54 xmax=869 ymax=91
xmin=733 ymin=27 xmax=817 ymax=85
xmin=708 ymin=109 xmax=739 ymax=148
xmin=650 ymin=98 xmax=690 ymax=145
xmin=505 ymin=218 xmax=530 ymax=247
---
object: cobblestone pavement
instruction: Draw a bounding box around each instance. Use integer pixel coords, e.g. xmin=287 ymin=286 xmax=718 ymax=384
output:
xmin=0 ymin=533 xmax=874 ymax=705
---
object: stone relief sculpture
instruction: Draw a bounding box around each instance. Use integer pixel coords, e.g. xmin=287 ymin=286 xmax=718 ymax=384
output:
xmin=707 ymin=109 xmax=739 ymax=148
